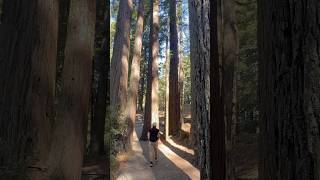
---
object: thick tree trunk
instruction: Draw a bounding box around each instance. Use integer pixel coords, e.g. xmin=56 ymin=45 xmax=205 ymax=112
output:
xmin=46 ymin=0 xmax=95 ymax=179
xmin=222 ymin=0 xmax=238 ymax=179
xmin=140 ymin=0 xmax=159 ymax=140
xmin=169 ymin=0 xmax=181 ymax=136
xmin=127 ymin=0 xmax=145 ymax=148
xmin=89 ymin=0 xmax=108 ymax=157
xmin=110 ymin=0 xmax=133 ymax=120
xmin=0 ymin=1 xmax=58 ymax=179
xmin=258 ymin=0 xmax=320 ymax=179
xmin=210 ymin=0 xmax=226 ymax=179
xmin=189 ymin=0 xmax=210 ymax=178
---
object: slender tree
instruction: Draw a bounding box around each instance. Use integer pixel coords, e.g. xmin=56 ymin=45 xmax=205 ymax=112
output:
xmin=165 ymin=36 xmax=170 ymax=140
xmin=0 ymin=1 xmax=58 ymax=179
xmin=127 ymin=0 xmax=145 ymax=148
xmin=258 ymin=0 xmax=320 ymax=179
xmin=189 ymin=0 xmax=210 ymax=178
xmin=46 ymin=0 xmax=96 ymax=178
xmin=110 ymin=0 xmax=133 ymax=120
xmin=169 ymin=0 xmax=181 ymax=136
xmin=140 ymin=0 xmax=160 ymax=140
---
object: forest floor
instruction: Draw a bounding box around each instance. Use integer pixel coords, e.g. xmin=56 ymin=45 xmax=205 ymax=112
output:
xmin=116 ymin=114 xmax=200 ymax=180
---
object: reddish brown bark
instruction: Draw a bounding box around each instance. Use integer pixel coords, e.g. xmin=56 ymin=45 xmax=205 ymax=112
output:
xmin=46 ymin=0 xmax=96 ymax=179
xmin=140 ymin=0 xmax=159 ymax=140
xmin=127 ymin=0 xmax=145 ymax=147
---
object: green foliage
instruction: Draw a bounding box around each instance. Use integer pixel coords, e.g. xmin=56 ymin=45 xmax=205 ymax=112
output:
xmin=183 ymin=56 xmax=191 ymax=104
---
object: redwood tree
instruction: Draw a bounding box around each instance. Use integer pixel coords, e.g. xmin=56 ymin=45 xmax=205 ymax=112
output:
xmin=110 ymin=0 xmax=133 ymax=120
xmin=140 ymin=0 xmax=160 ymax=140
xmin=189 ymin=0 xmax=210 ymax=178
xmin=127 ymin=0 xmax=145 ymax=147
xmin=169 ymin=0 xmax=181 ymax=136
xmin=210 ymin=0 xmax=226 ymax=179
xmin=0 ymin=1 xmax=58 ymax=178
xmin=46 ymin=0 xmax=96 ymax=178
xmin=258 ymin=0 xmax=320 ymax=179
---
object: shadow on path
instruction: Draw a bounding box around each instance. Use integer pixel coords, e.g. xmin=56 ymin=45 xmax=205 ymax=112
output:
xmin=136 ymin=119 xmax=199 ymax=180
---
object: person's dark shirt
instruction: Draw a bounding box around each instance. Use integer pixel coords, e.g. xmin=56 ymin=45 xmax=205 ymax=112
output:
xmin=149 ymin=127 xmax=159 ymax=142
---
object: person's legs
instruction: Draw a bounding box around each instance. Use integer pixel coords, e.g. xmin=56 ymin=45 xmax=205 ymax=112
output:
xmin=153 ymin=141 xmax=158 ymax=161
xmin=149 ymin=141 xmax=154 ymax=166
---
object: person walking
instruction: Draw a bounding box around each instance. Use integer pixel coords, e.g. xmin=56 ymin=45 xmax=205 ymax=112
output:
xmin=149 ymin=122 xmax=160 ymax=167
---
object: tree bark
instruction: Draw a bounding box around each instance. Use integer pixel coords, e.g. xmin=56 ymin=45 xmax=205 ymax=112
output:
xmin=138 ymin=54 xmax=146 ymax=112
xmin=169 ymin=0 xmax=181 ymax=136
xmin=210 ymin=0 xmax=226 ymax=179
xmin=165 ymin=36 xmax=170 ymax=140
xmin=110 ymin=0 xmax=133 ymax=120
xmin=178 ymin=0 xmax=184 ymax=125
xmin=89 ymin=0 xmax=108 ymax=157
xmin=46 ymin=0 xmax=95 ymax=179
xmin=258 ymin=0 xmax=320 ymax=179
xmin=140 ymin=0 xmax=159 ymax=140
xmin=189 ymin=0 xmax=210 ymax=178
xmin=127 ymin=0 xmax=145 ymax=148
xmin=0 ymin=1 xmax=58 ymax=179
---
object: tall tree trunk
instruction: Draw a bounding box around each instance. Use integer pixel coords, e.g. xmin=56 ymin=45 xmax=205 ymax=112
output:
xmin=177 ymin=1 xmax=184 ymax=125
xmin=210 ymin=0 xmax=226 ymax=179
xmin=127 ymin=0 xmax=145 ymax=148
xmin=89 ymin=0 xmax=108 ymax=157
xmin=105 ymin=0 xmax=110 ymax=178
xmin=0 ymin=1 xmax=58 ymax=179
xmin=138 ymin=54 xmax=146 ymax=112
xmin=169 ymin=0 xmax=181 ymax=136
xmin=222 ymin=0 xmax=238 ymax=179
xmin=46 ymin=0 xmax=96 ymax=179
xmin=165 ymin=36 xmax=170 ymax=140
xmin=110 ymin=0 xmax=133 ymax=120
xmin=189 ymin=0 xmax=210 ymax=178
xmin=258 ymin=0 xmax=320 ymax=179
xmin=140 ymin=0 xmax=159 ymax=140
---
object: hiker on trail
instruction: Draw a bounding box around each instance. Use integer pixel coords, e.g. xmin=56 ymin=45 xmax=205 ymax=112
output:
xmin=149 ymin=122 xmax=160 ymax=167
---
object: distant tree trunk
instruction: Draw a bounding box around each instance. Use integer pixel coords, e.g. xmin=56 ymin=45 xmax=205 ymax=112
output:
xmin=110 ymin=0 xmax=133 ymax=120
xmin=258 ymin=0 xmax=320 ymax=179
xmin=140 ymin=0 xmax=159 ymax=140
xmin=89 ymin=0 xmax=108 ymax=157
xmin=127 ymin=0 xmax=145 ymax=148
xmin=0 ymin=1 xmax=58 ymax=179
xmin=189 ymin=0 xmax=210 ymax=178
xmin=210 ymin=0 xmax=226 ymax=179
xmin=138 ymin=54 xmax=146 ymax=112
xmin=105 ymin=1 xmax=110 ymax=178
xmin=178 ymin=0 xmax=184 ymax=125
xmin=169 ymin=0 xmax=181 ymax=136
xmin=165 ymin=36 xmax=170 ymax=140
xmin=46 ymin=0 xmax=96 ymax=179
xmin=222 ymin=0 xmax=238 ymax=179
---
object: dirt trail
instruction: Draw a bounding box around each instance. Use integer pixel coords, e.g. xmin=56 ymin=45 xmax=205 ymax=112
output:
xmin=116 ymin=117 xmax=200 ymax=180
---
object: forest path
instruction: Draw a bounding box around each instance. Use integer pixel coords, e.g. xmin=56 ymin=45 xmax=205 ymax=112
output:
xmin=116 ymin=116 xmax=200 ymax=180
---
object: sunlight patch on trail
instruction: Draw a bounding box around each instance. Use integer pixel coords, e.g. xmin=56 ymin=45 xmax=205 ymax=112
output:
xmin=158 ymin=142 xmax=200 ymax=180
